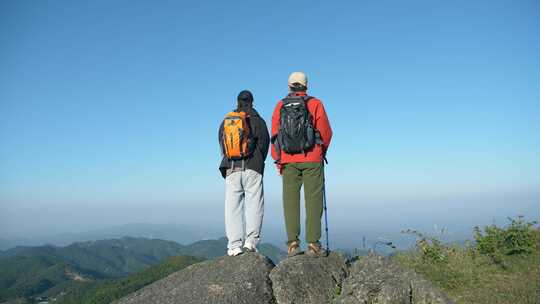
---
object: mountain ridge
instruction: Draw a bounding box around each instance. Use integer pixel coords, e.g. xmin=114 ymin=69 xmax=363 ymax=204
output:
xmin=0 ymin=236 xmax=286 ymax=303
xmin=0 ymin=223 xmax=223 ymax=251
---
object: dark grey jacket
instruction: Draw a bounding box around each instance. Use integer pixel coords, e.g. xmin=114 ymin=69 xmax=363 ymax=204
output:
xmin=219 ymin=107 xmax=270 ymax=178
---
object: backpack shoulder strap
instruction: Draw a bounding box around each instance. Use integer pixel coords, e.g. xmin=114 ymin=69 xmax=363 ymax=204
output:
xmin=283 ymin=94 xmax=310 ymax=106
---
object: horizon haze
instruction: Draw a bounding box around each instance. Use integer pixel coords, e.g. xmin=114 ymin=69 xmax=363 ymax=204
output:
xmin=1 ymin=1 xmax=539 ymax=246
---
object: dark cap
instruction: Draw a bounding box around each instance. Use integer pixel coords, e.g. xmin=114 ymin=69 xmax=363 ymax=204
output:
xmin=237 ymin=90 xmax=254 ymax=103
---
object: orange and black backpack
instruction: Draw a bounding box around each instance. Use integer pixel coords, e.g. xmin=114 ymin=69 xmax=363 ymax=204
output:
xmin=221 ymin=111 xmax=253 ymax=160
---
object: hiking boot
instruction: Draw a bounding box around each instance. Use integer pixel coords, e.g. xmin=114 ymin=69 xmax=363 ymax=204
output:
xmin=287 ymin=240 xmax=303 ymax=257
xmin=227 ymin=247 xmax=244 ymax=256
xmin=243 ymin=243 xmax=258 ymax=253
xmin=307 ymin=242 xmax=328 ymax=258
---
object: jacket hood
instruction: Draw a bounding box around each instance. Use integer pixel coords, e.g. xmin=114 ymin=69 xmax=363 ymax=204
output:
xmin=236 ymin=107 xmax=261 ymax=118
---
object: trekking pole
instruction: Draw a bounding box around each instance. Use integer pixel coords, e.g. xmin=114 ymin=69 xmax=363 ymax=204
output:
xmin=323 ymin=170 xmax=330 ymax=251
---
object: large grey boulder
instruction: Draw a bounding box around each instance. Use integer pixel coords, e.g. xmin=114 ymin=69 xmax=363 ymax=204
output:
xmin=116 ymin=252 xmax=275 ymax=304
xmin=335 ymin=254 xmax=454 ymax=304
xmin=269 ymin=252 xmax=349 ymax=304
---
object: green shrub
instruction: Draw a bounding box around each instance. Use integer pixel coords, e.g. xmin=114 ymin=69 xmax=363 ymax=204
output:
xmin=474 ymin=216 xmax=537 ymax=262
xmin=402 ymin=229 xmax=449 ymax=264
xmin=333 ymin=285 xmax=342 ymax=297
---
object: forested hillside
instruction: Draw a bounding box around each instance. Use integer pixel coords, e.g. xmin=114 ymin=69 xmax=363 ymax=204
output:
xmin=0 ymin=237 xmax=285 ymax=303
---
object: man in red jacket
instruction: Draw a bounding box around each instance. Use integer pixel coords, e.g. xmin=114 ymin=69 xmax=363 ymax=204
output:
xmin=271 ymin=72 xmax=333 ymax=257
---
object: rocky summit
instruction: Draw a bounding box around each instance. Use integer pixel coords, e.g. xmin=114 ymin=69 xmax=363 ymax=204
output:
xmin=117 ymin=252 xmax=454 ymax=304
xmin=116 ymin=252 xmax=275 ymax=304
xmin=334 ymin=254 xmax=454 ymax=304
xmin=270 ymin=252 xmax=349 ymax=304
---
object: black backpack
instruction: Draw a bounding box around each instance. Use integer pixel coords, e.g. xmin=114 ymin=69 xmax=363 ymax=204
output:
xmin=277 ymin=95 xmax=319 ymax=154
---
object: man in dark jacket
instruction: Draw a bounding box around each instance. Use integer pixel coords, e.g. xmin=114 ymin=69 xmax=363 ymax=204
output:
xmin=219 ymin=90 xmax=270 ymax=256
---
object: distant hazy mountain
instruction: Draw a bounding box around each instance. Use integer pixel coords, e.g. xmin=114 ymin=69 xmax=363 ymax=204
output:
xmin=1 ymin=237 xmax=185 ymax=277
xmin=0 ymin=237 xmax=32 ymax=252
xmin=0 ymin=223 xmax=223 ymax=250
xmin=178 ymin=237 xmax=286 ymax=263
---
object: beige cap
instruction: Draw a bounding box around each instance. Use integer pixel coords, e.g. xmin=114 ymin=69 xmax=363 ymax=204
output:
xmin=288 ymin=71 xmax=308 ymax=87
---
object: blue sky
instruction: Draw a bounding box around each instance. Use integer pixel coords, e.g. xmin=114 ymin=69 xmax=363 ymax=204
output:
xmin=1 ymin=0 xmax=539 ymax=241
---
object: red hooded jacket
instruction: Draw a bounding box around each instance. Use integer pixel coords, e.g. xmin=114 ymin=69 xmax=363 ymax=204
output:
xmin=271 ymin=92 xmax=333 ymax=171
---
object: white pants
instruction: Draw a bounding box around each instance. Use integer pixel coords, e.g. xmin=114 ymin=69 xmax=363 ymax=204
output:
xmin=225 ymin=169 xmax=264 ymax=250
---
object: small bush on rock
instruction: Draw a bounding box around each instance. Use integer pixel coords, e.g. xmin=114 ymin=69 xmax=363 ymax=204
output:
xmin=402 ymin=229 xmax=450 ymax=264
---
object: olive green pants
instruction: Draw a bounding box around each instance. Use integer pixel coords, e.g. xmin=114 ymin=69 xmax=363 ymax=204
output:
xmin=282 ymin=162 xmax=324 ymax=245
